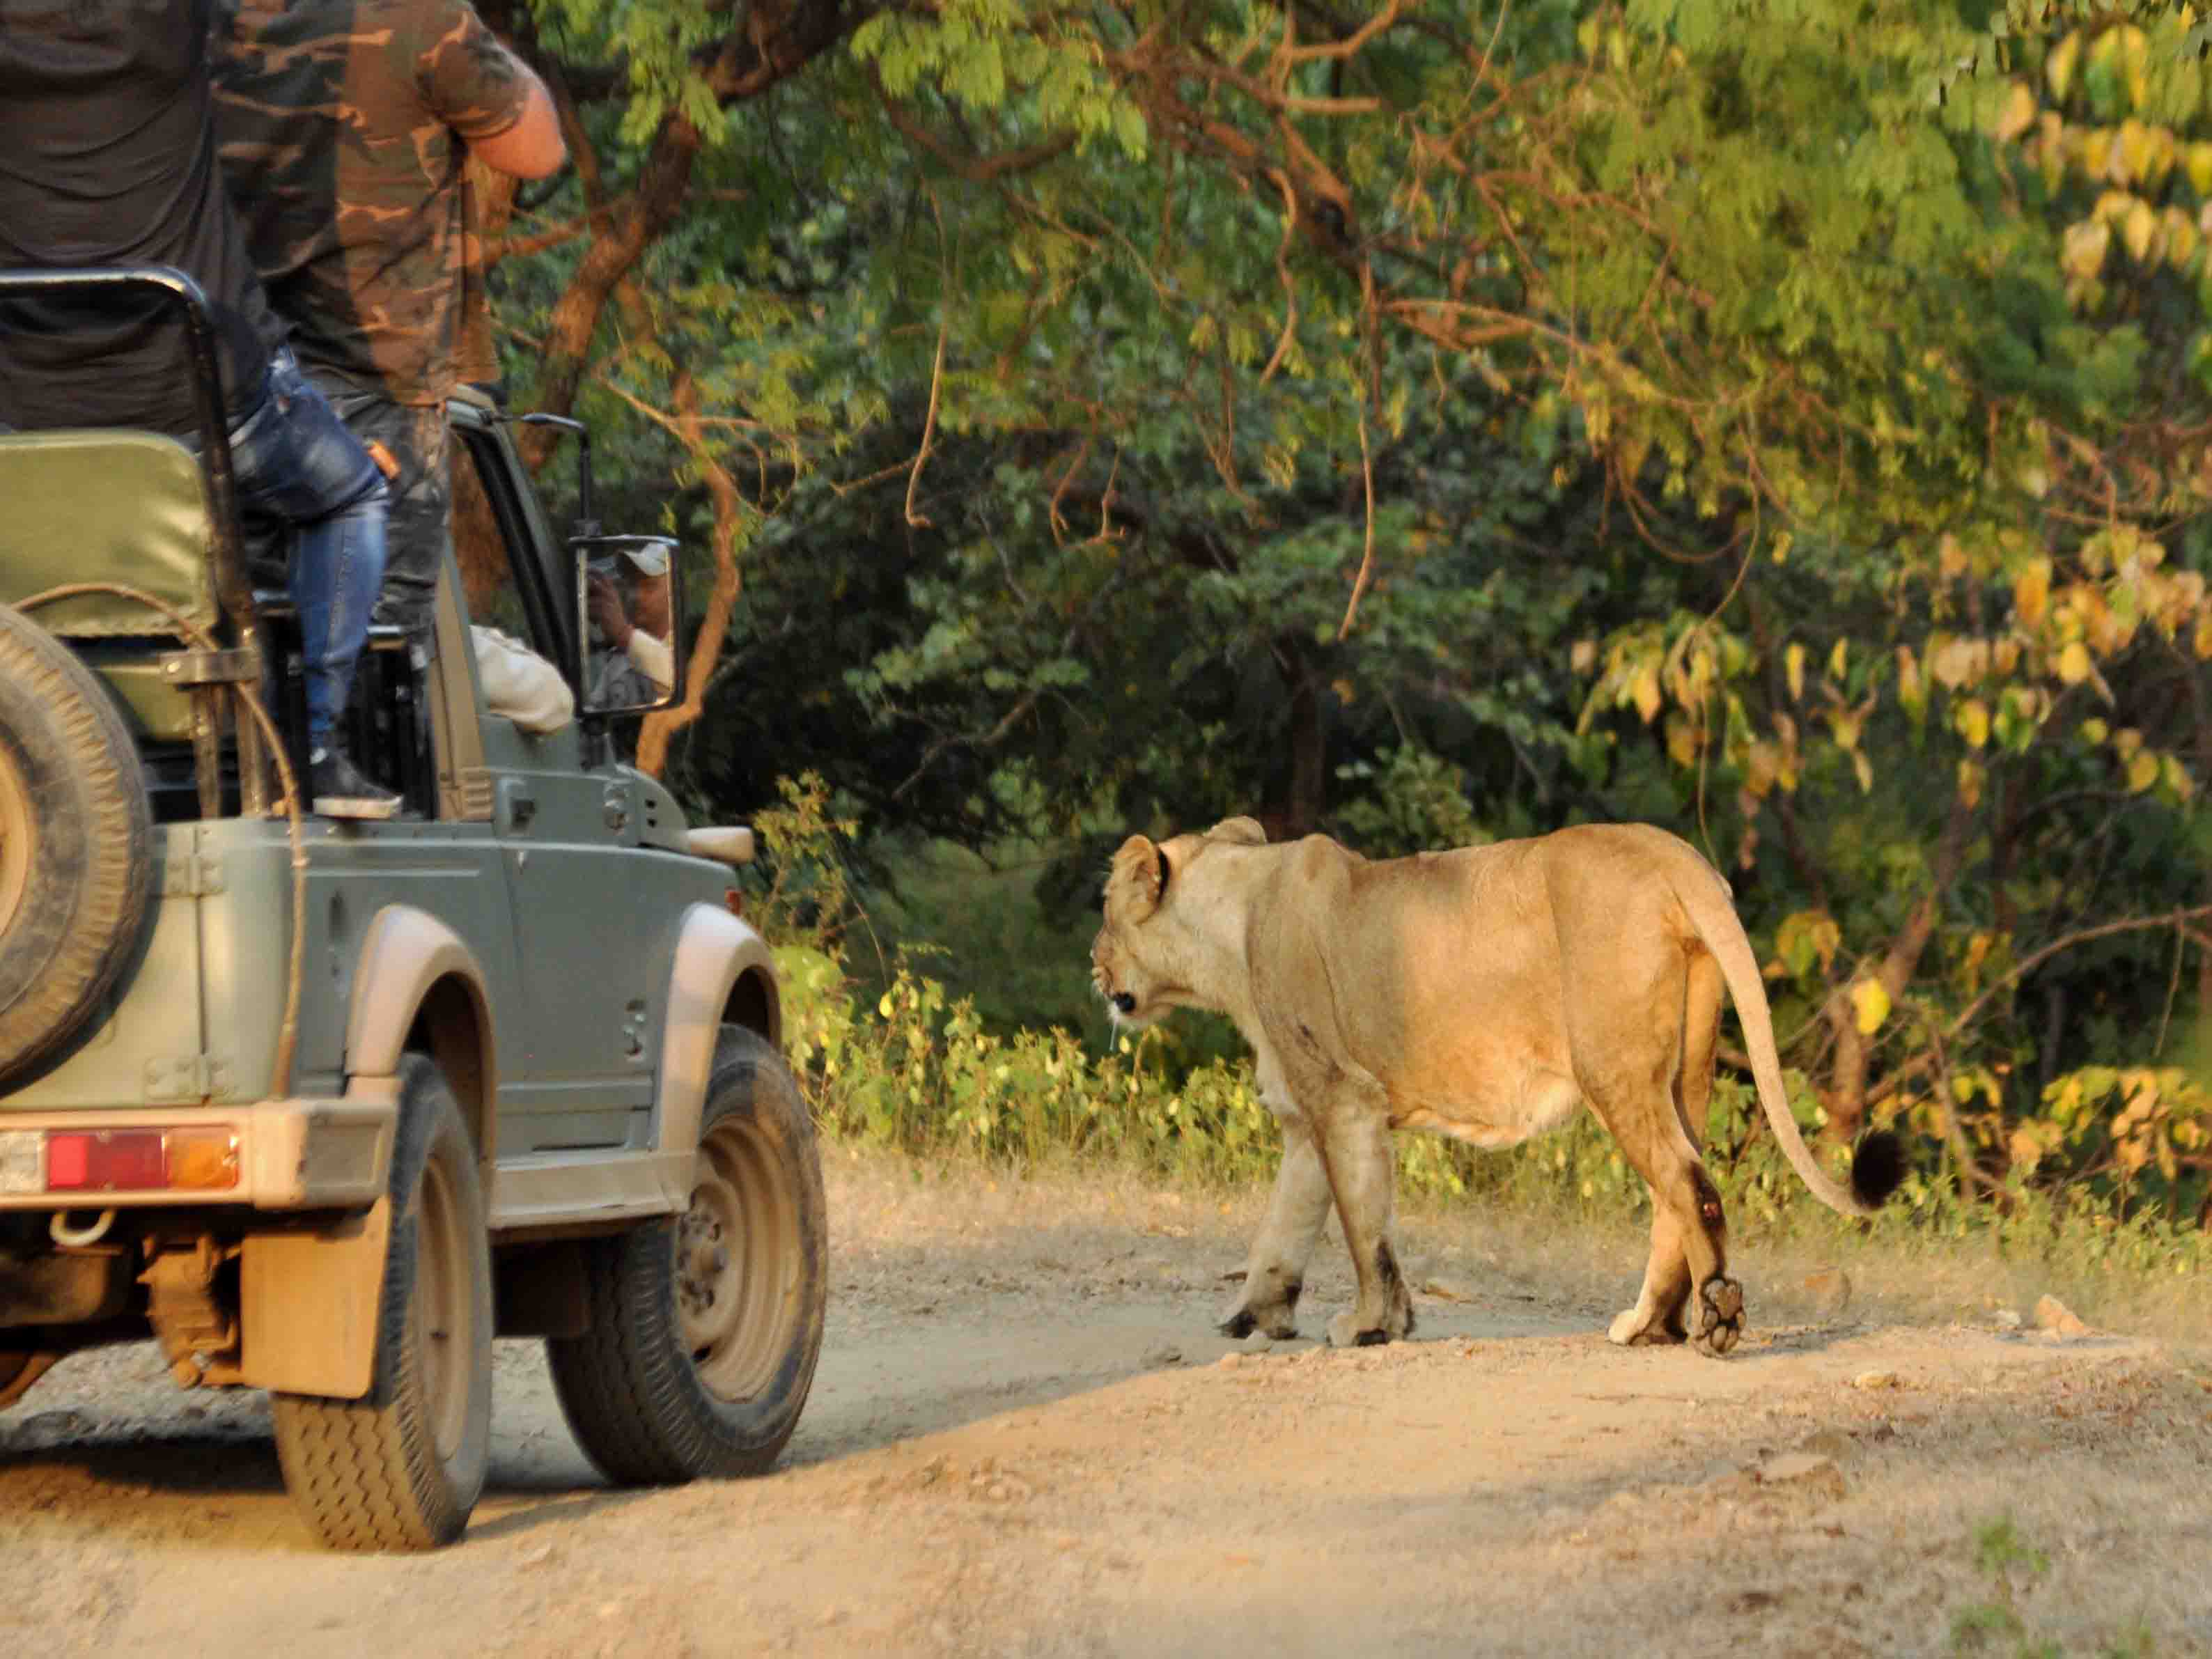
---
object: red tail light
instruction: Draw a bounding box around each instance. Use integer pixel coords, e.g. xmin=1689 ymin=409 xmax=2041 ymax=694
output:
xmin=41 ymin=1127 xmax=238 ymax=1193
xmin=46 ymin=1130 xmax=167 ymax=1191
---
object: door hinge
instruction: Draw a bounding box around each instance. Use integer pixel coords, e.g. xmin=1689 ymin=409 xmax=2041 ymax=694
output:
xmin=145 ymin=1055 xmax=235 ymax=1103
xmin=155 ymin=852 xmax=226 ymax=898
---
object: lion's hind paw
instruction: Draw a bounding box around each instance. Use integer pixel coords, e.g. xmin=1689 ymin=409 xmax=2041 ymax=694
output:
xmin=1692 ymin=1276 xmax=1745 ymax=1358
xmin=1608 ymin=1306 xmax=1688 ymax=1346
xmin=1327 ymin=1312 xmax=1398 ymax=1349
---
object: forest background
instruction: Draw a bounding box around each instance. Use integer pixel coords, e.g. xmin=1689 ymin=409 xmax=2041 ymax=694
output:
xmin=467 ymin=0 xmax=2212 ymax=1259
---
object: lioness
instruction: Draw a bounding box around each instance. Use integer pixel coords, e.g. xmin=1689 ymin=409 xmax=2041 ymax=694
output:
xmin=1089 ymin=817 xmax=1902 ymax=1356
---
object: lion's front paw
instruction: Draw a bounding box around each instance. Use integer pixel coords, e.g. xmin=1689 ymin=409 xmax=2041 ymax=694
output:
xmin=1218 ymin=1302 xmax=1299 ymax=1341
xmin=1691 ymin=1276 xmax=1745 ymax=1358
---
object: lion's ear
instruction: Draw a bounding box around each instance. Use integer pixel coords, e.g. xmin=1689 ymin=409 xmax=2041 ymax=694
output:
xmin=1109 ymin=834 xmax=1169 ymax=919
xmin=1207 ymin=816 xmax=1268 ymax=846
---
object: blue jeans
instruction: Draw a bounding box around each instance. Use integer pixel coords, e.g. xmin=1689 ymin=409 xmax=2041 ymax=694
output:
xmin=201 ymin=350 xmax=391 ymax=749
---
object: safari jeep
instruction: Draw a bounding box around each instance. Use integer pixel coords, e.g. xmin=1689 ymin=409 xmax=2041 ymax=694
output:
xmin=0 ymin=268 xmax=827 ymax=1550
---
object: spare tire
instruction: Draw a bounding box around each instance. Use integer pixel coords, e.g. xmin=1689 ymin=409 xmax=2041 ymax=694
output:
xmin=0 ymin=602 xmax=153 ymax=1085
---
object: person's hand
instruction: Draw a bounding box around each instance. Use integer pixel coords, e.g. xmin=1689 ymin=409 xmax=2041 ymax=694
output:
xmin=586 ymin=571 xmax=633 ymax=650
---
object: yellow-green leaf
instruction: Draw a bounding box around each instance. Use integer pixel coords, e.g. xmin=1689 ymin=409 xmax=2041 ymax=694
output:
xmin=1993 ymin=81 xmax=2037 ymax=143
xmin=2190 ymin=142 xmax=2212 ymax=198
xmin=2046 ymin=30 xmax=2080 ymax=102
xmin=2127 ymin=749 xmax=2160 ymax=793
xmin=1851 ymin=978 xmax=1891 ymax=1036
xmin=2122 ymin=197 xmax=2159 ymax=263
xmin=2080 ymin=128 xmax=2113 ymax=182
xmin=2057 ymin=641 xmax=2092 ymax=684
xmin=2062 ymin=219 xmax=2111 ymax=282
xmin=2167 ymin=209 xmax=2200 ymax=271
xmin=2162 ymin=754 xmax=2196 ymax=802
xmin=1777 ymin=909 xmax=1841 ymax=976
xmin=1786 ymin=642 xmax=1805 ymax=702
xmin=1665 ymin=713 xmax=1699 ymax=768
xmin=1896 ymin=645 xmax=1925 ymax=715
xmin=1630 ymin=661 xmax=1662 ymax=724
xmin=1956 ymin=699 xmax=1991 ymax=749
xmin=2118 ymin=120 xmax=2158 ymax=189
xmin=1828 ymin=637 xmax=1848 ymax=680
xmin=2014 ymin=559 xmax=2051 ymax=627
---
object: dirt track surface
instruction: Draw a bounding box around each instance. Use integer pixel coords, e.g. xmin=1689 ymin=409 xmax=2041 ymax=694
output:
xmin=4 ymin=1150 xmax=2210 ymax=1658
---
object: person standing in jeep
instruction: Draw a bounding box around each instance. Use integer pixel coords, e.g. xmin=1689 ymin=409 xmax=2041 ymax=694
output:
xmin=210 ymin=0 xmax=566 ymax=644
xmin=0 ymin=0 xmax=400 ymax=818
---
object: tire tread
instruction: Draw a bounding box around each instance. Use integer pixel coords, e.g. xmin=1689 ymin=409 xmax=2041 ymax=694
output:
xmin=0 ymin=604 xmax=153 ymax=1082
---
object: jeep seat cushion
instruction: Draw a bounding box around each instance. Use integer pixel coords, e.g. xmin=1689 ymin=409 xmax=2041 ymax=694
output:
xmin=0 ymin=428 xmax=217 ymax=637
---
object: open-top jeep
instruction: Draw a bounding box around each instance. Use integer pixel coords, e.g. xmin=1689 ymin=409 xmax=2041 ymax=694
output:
xmin=0 ymin=268 xmax=827 ymax=1550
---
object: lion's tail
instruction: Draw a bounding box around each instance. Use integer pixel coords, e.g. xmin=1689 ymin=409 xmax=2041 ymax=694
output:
xmin=1665 ymin=847 xmax=1903 ymax=1220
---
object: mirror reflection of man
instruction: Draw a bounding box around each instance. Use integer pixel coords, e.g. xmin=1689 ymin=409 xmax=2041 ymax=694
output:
xmin=584 ymin=543 xmax=673 ymax=713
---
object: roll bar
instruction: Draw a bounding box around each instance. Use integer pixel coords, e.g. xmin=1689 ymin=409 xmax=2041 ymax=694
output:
xmin=0 ymin=264 xmax=254 ymax=646
xmin=0 ymin=264 xmax=267 ymax=811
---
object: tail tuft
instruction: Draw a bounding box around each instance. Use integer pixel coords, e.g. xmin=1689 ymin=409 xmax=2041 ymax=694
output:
xmin=1850 ymin=1131 xmax=1906 ymax=1210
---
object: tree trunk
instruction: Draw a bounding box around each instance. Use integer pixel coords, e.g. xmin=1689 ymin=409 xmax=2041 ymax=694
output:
xmin=1275 ymin=637 xmax=1326 ymax=836
xmin=1821 ymin=791 xmax=1975 ymax=1139
xmin=517 ymin=113 xmax=703 ymax=471
xmin=635 ymin=372 xmax=745 ymax=777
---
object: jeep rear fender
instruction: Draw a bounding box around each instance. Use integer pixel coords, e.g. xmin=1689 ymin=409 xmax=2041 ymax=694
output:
xmin=345 ymin=905 xmax=497 ymax=1180
xmin=656 ymin=903 xmax=781 ymax=1160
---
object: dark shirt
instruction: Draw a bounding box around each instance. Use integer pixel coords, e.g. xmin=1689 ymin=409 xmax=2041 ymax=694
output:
xmin=212 ymin=0 xmax=532 ymax=407
xmin=0 ymin=0 xmax=281 ymax=435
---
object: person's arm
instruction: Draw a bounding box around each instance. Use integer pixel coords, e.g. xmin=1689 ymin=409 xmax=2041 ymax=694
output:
xmin=420 ymin=2 xmax=566 ymax=180
xmin=470 ymin=76 xmax=563 ymax=180
xmin=472 ymin=625 xmax=575 ymax=734
xmin=624 ymin=626 xmax=673 ymax=692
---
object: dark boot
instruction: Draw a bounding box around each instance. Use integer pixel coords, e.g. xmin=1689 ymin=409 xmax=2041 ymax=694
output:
xmin=308 ymin=746 xmax=401 ymax=820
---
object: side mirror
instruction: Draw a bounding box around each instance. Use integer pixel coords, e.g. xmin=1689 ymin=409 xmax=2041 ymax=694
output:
xmin=575 ymin=533 xmax=683 ymax=718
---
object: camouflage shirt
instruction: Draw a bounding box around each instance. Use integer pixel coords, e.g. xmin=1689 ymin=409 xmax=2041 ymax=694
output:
xmin=210 ymin=0 xmax=533 ymax=407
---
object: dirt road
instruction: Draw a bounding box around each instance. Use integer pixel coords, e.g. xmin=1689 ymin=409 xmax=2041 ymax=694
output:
xmin=3 ymin=1149 xmax=2209 ymax=1657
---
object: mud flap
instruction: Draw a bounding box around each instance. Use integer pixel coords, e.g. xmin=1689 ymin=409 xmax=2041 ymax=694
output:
xmin=237 ymin=1197 xmax=392 ymax=1399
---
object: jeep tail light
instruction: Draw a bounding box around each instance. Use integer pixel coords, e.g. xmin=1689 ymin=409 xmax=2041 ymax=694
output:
xmin=166 ymin=1129 xmax=242 ymax=1190
xmin=46 ymin=1130 xmax=164 ymax=1190
xmin=42 ymin=1128 xmax=238 ymax=1193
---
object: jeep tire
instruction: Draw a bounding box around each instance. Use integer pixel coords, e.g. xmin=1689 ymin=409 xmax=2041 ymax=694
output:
xmin=547 ymin=1026 xmax=827 ymax=1483
xmin=0 ymin=602 xmax=153 ymax=1085
xmin=271 ymin=1054 xmax=493 ymax=1550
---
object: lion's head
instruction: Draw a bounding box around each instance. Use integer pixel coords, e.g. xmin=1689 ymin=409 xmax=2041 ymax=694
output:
xmin=1089 ymin=816 xmax=1268 ymax=1027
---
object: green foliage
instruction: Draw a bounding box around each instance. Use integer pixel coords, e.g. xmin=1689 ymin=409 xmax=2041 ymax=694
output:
xmin=1332 ymin=747 xmax=1493 ymax=859
xmin=494 ymin=0 xmax=2212 ymax=1241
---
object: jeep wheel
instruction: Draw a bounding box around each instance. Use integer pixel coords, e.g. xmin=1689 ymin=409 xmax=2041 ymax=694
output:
xmin=548 ymin=1026 xmax=827 ymax=1483
xmin=272 ymin=1054 xmax=493 ymax=1550
xmin=0 ymin=603 xmax=152 ymax=1084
